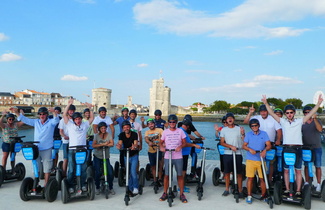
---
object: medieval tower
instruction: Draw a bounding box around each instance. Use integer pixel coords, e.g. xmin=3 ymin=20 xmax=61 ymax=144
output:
xmin=92 ymin=88 xmax=112 ymax=112
xmin=149 ymin=78 xmax=171 ymax=116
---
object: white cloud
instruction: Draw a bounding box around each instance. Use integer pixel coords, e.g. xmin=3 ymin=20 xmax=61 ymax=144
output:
xmin=0 ymin=33 xmax=9 ymax=41
xmin=315 ymin=66 xmax=325 ymax=73
xmin=137 ymin=63 xmax=149 ymax=67
xmin=200 ymin=74 xmax=303 ymax=92
xmin=185 ymin=70 xmax=219 ymax=74
xmin=264 ymin=50 xmax=283 ymax=55
xmin=0 ymin=53 xmax=22 ymax=62
xmin=133 ymin=0 xmax=323 ymax=38
xmin=61 ymin=75 xmax=88 ymax=81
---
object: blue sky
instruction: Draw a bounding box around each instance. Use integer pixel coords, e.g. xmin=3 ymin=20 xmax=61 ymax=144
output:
xmin=1 ymin=0 xmax=325 ymax=107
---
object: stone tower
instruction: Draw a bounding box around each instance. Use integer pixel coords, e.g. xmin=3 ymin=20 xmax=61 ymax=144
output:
xmin=149 ymin=78 xmax=171 ymax=116
xmin=92 ymin=88 xmax=112 ymax=112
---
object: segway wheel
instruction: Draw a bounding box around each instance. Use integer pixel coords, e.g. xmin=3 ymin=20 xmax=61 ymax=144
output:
xmin=86 ymin=165 xmax=94 ymax=178
xmin=58 ymin=161 xmax=63 ymax=171
xmin=0 ymin=165 xmax=5 ymax=187
xmin=45 ymin=178 xmax=59 ymax=202
xmin=20 ymin=177 xmax=33 ymax=201
xmin=15 ymin=163 xmax=26 ymax=181
xmin=321 ymin=179 xmax=325 ymax=202
xmin=273 ymin=181 xmax=282 ymax=205
xmin=139 ymin=168 xmax=146 ymax=187
xmin=39 ymin=163 xmax=45 ymax=180
xmin=56 ymin=169 xmax=63 ymax=191
xmin=145 ymin=163 xmax=151 ymax=181
xmin=139 ymin=184 xmax=143 ymax=195
xmin=61 ymin=178 xmax=69 ymax=204
xmin=118 ymin=168 xmax=125 ymax=187
xmin=109 ymin=164 xmax=114 ymax=182
xmin=114 ymin=161 xmax=119 ymax=178
xmin=303 ymin=184 xmax=311 ymax=210
xmin=87 ymin=177 xmax=95 ymax=200
xmin=212 ymin=167 xmax=220 ymax=186
xmin=124 ymin=195 xmax=130 ymax=206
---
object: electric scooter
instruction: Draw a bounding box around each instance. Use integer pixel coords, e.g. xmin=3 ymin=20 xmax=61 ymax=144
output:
xmin=196 ymin=146 xmax=214 ymax=200
xmin=0 ymin=136 xmax=26 ymax=187
xmin=152 ymin=143 xmax=162 ymax=194
xmin=97 ymin=145 xmax=113 ymax=199
xmin=61 ymin=145 xmax=95 ymax=203
xmin=273 ymin=147 xmax=311 ymax=209
xmin=185 ymin=138 xmax=203 ymax=184
xmin=165 ymin=149 xmax=178 ymax=207
xmin=20 ymin=141 xmax=59 ymax=202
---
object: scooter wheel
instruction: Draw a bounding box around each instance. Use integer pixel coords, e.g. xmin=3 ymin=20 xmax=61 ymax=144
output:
xmin=105 ymin=185 xmax=109 ymax=199
xmin=154 ymin=185 xmax=159 ymax=194
xmin=20 ymin=177 xmax=33 ymax=201
xmin=87 ymin=177 xmax=95 ymax=200
xmin=139 ymin=185 xmax=143 ymax=195
xmin=145 ymin=163 xmax=151 ymax=181
xmin=124 ymin=195 xmax=130 ymax=206
xmin=168 ymin=197 xmax=173 ymax=207
xmin=15 ymin=163 xmax=26 ymax=181
xmin=0 ymin=165 xmax=5 ymax=187
xmin=268 ymin=197 xmax=274 ymax=209
xmin=114 ymin=161 xmax=119 ymax=178
xmin=234 ymin=193 xmax=239 ymax=203
xmin=198 ymin=191 xmax=203 ymax=201
xmin=118 ymin=168 xmax=125 ymax=187
xmin=139 ymin=168 xmax=146 ymax=187
xmin=61 ymin=178 xmax=69 ymax=204
xmin=212 ymin=167 xmax=220 ymax=186
xmin=321 ymin=179 xmax=325 ymax=202
xmin=45 ymin=178 xmax=59 ymax=202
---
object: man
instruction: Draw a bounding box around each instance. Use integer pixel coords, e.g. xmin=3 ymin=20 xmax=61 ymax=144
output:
xmin=64 ymin=99 xmax=94 ymax=193
xmin=220 ymin=112 xmax=245 ymax=197
xmin=93 ymin=107 xmax=115 ymax=140
xmin=244 ymin=104 xmax=282 ymax=183
xmin=145 ymin=118 xmax=164 ymax=185
xmin=261 ymin=94 xmax=323 ymax=196
xmin=113 ymin=107 xmax=130 ymax=133
xmin=243 ymin=119 xmax=271 ymax=204
xmin=159 ymin=114 xmax=188 ymax=203
xmin=13 ymin=106 xmax=59 ymax=186
xmin=141 ymin=109 xmax=167 ymax=130
xmin=302 ymin=105 xmax=323 ymax=192
xmin=58 ymin=104 xmax=75 ymax=177
xmin=274 ymin=108 xmax=283 ymax=118
xmin=129 ymin=109 xmax=142 ymax=150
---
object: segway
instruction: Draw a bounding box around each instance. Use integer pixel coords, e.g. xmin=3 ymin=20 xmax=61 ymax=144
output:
xmin=61 ymin=145 xmax=95 ymax=203
xmin=20 ymin=141 xmax=59 ymax=202
xmin=52 ymin=137 xmax=63 ymax=190
xmin=0 ymin=136 xmax=26 ymax=187
xmin=196 ymin=146 xmax=214 ymax=200
xmin=165 ymin=149 xmax=178 ymax=207
xmin=86 ymin=136 xmax=94 ymax=178
xmin=274 ymin=146 xmax=284 ymax=181
xmin=212 ymin=138 xmax=225 ymax=186
xmin=273 ymin=147 xmax=311 ymax=209
xmin=302 ymin=146 xmax=325 ymax=201
xmin=231 ymin=149 xmax=240 ymax=203
xmin=121 ymin=148 xmax=144 ymax=206
xmin=149 ymin=144 xmax=162 ymax=194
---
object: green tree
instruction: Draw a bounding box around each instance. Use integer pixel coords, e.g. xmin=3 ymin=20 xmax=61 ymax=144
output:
xmin=304 ymin=103 xmax=322 ymax=113
xmin=285 ymin=98 xmax=303 ymax=109
xmin=210 ymin=100 xmax=231 ymax=112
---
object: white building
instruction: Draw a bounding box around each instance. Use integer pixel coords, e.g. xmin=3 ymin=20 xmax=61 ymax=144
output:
xmin=92 ymin=88 xmax=112 ymax=112
xmin=149 ymin=78 xmax=171 ymax=116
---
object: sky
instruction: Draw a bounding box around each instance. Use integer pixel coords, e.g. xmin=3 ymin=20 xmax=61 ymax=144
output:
xmin=1 ymin=0 xmax=325 ymax=107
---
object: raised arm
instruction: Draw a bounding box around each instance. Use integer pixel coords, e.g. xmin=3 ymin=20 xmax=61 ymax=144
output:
xmin=0 ymin=111 xmax=7 ymax=129
xmin=85 ymin=103 xmax=94 ymax=124
xmin=303 ymin=94 xmax=323 ymax=123
xmin=261 ymin=95 xmax=280 ymax=123
xmin=63 ymin=98 xmax=74 ymax=124
xmin=243 ymin=104 xmax=255 ymax=124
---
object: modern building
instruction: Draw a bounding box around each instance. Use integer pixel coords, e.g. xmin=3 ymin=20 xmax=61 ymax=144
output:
xmin=149 ymin=78 xmax=171 ymax=116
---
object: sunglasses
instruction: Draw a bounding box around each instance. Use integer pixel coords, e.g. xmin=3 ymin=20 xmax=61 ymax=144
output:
xmin=168 ymin=121 xmax=176 ymax=123
xmin=222 ymin=121 xmax=226 ymax=123
xmin=303 ymin=111 xmax=310 ymax=114
xmin=7 ymin=118 xmax=14 ymax=121
xmin=250 ymin=124 xmax=259 ymax=127
xmin=285 ymin=111 xmax=294 ymax=114
xmin=39 ymin=113 xmax=47 ymax=116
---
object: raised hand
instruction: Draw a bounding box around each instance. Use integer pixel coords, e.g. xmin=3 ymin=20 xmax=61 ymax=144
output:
xmin=68 ymin=98 xmax=74 ymax=105
xmin=261 ymin=95 xmax=267 ymax=104
xmin=249 ymin=104 xmax=255 ymax=113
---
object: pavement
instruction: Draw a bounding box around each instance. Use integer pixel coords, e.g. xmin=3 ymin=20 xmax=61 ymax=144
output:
xmin=1 ymin=151 xmax=325 ymax=210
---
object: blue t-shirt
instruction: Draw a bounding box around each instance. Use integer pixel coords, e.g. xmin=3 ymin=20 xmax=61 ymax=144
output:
xmin=180 ymin=127 xmax=192 ymax=155
xmin=244 ymin=130 xmax=269 ymax=161
xmin=115 ymin=116 xmax=130 ymax=133
xmin=155 ymin=119 xmax=166 ymax=130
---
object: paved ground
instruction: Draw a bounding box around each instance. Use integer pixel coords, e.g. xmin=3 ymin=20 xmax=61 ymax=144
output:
xmin=1 ymin=152 xmax=325 ymax=210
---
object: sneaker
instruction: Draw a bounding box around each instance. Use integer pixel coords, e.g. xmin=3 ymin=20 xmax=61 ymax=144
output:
xmin=150 ymin=181 xmax=155 ymax=186
xmin=82 ymin=186 xmax=87 ymax=192
xmin=160 ymin=192 xmax=168 ymax=201
xmin=95 ymin=188 xmax=100 ymax=195
xmin=284 ymin=190 xmax=290 ymax=195
xmin=260 ymin=194 xmax=267 ymax=202
xmin=295 ymin=191 xmax=301 ymax=197
xmin=239 ymin=192 xmax=244 ymax=199
xmin=180 ymin=193 xmax=188 ymax=203
xmin=110 ymin=189 xmax=115 ymax=195
xmin=222 ymin=190 xmax=230 ymax=196
xmin=316 ymin=183 xmax=321 ymax=192
xmin=132 ymin=188 xmax=139 ymax=194
xmin=69 ymin=188 xmax=74 ymax=194
xmin=246 ymin=196 xmax=252 ymax=204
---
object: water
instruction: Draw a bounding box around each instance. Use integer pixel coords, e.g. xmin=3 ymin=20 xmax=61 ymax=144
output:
xmin=1 ymin=119 xmax=325 ymax=166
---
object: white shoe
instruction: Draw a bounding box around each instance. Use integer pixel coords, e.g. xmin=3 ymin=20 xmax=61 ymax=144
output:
xmin=132 ymin=188 xmax=139 ymax=194
xmin=69 ymin=188 xmax=74 ymax=194
xmin=316 ymin=183 xmax=321 ymax=192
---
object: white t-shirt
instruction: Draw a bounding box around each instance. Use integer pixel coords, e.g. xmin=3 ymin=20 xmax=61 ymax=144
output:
xmin=58 ymin=118 xmax=73 ymax=144
xmin=93 ymin=116 xmax=113 ymax=134
xmin=66 ymin=120 xmax=90 ymax=148
xmin=220 ymin=126 xmax=243 ymax=155
xmin=251 ymin=115 xmax=282 ymax=142
xmin=280 ymin=118 xmax=303 ymax=145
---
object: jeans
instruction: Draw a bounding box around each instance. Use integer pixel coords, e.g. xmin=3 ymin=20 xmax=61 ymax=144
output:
xmin=67 ymin=150 xmax=87 ymax=188
xmin=125 ymin=154 xmax=139 ymax=191
xmin=93 ymin=156 xmax=114 ymax=190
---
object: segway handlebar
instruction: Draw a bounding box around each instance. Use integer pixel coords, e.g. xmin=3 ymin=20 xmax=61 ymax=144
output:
xmin=69 ymin=145 xmax=89 ymax=149
xmin=200 ymin=147 xmax=215 ymax=151
xmin=21 ymin=141 xmax=40 ymax=146
xmin=165 ymin=149 xmax=176 ymax=152
xmin=9 ymin=136 xmax=26 ymax=140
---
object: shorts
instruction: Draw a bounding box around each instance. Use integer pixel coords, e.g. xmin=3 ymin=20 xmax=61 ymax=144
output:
xmin=223 ymin=154 xmax=243 ymax=174
xmin=182 ymin=155 xmax=189 ymax=171
xmin=37 ymin=148 xmax=53 ymax=173
xmin=283 ymin=147 xmax=302 ymax=170
xmin=304 ymin=147 xmax=322 ymax=168
xmin=164 ymin=158 xmax=183 ymax=176
xmin=2 ymin=142 xmax=10 ymax=152
xmin=63 ymin=143 xmax=69 ymax=159
xmin=148 ymin=151 xmax=162 ymax=166
xmin=246 ymin=160 xmax=263 ymax=178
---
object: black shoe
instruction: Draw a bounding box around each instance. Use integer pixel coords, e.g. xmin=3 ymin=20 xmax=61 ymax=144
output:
xmin=239 ymin=192 xmax=244 ymax=199
xmin=222 ymin=190 xmax=230 ymax=196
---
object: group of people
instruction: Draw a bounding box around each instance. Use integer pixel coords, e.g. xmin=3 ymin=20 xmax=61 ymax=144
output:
xmin=0 ymin=94 xmax=324 ymax=205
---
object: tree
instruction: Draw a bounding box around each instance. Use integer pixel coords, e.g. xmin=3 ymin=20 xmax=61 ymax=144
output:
xmin=285 ymin=98 xmax=303 ymax=109
xmin=237 ymin=101 xmax=259 ymax=110
xmin=210 ymin=100 xmax=231 ymax=112
xmin=304 ymin=103 xmax=322 ymax=113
